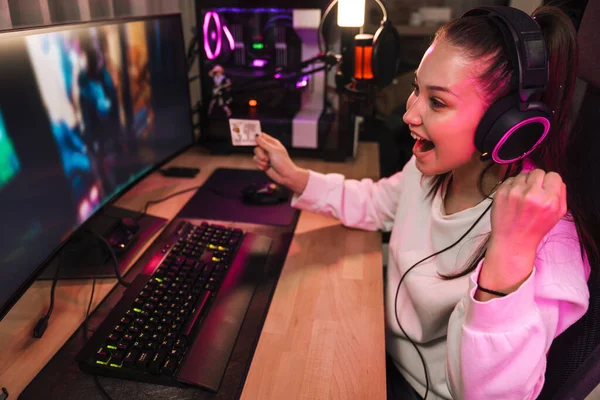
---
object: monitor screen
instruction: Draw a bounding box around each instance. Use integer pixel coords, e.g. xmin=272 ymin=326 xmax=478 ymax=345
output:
xmin=0 ymin=14 xmax=194 ymax=320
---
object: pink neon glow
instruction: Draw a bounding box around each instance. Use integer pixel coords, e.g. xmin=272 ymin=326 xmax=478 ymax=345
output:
xmin=203 ymin=11 xmax=222 ymax=60
xmin=296 ymin=76 xmax=309 ymax=88
xmin=492 ymin=116 xmax=550 ymax=163
xmin=78 ymin=199 xmax=91 ymax=222
xmin=90 ymin=185 xmax=99 ymax=202
xmin=252 ymin=59 xmax=267 ymax=67
xmin=223 ymin=25 xmax=235 ymax=51
xmin=274 ymin=73 xmax=282 ymax=79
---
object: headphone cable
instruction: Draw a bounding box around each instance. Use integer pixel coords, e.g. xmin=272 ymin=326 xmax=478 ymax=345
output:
xmin=393 ymin=167 xmax=510 ymax=399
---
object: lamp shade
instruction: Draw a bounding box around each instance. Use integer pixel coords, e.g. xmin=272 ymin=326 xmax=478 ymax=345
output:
xmin=337 ymin=0 xmax=365 ymax=27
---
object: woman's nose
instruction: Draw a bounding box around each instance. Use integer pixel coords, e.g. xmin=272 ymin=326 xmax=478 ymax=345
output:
xmin=403 ymin=94 xmax=422 ymax=126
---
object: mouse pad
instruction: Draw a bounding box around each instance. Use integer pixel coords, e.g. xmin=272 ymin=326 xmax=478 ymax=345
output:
xmin=177 ymin=168 xmax=299 ymax=226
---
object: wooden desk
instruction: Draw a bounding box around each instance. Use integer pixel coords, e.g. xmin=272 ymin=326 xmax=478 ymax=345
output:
xmin=0 ymin=142 xmax=385 ymax=399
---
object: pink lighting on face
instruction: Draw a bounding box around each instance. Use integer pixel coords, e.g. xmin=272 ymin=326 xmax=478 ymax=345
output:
xmin=223 ymin=25 xmax=234 ymax=51
xmin=492 ymin=116 xmax=550 ymax=163
xmin=252 ymin=59 xmax=267 ymax=68
xmin=203 ymin=11 xmax=222 ymax=60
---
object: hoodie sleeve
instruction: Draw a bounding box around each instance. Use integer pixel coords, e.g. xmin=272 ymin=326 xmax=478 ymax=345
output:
xmin=446 ymin=218 xmax=590 ymax=399
xmin=290 ymin=165 xmax=407 ymax=232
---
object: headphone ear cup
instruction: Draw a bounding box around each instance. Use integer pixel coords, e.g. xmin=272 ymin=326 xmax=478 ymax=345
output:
xmin=475 ymin=95 xmax=515 ymax=155
xmin=475 ymin=94 xmax=552 ymax=163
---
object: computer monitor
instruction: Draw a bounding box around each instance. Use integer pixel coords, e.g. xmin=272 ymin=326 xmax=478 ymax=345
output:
xmin=0 ymin=14 xmax=195 ymax=321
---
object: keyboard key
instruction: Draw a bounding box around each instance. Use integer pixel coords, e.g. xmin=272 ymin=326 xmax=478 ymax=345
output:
xmin=123 ymin=349 xmax=139 ymax=368
xmin=145 ymin=341 xmax=158 ymax=351
xmin=161 ymin=357 xmax=178 ymax=376
xmin=132 ymin=341 xmax=144 ymax=350
xmin=136 ymin=351 xmax=151 ymax=370
xmin=148 ymin=349 xmax=169 ymax=374
xmin=94 ymin=346 xmax=110 ymax=365
xmin=181 ymin=290 xmax=211 ymax=338
xmin=110 ymin=351 xmax=125 ymax=366
xmin=106 ymin=334 xmax=119 ymax=345
xmin=169 ymin=348 xmax=183 ymax=360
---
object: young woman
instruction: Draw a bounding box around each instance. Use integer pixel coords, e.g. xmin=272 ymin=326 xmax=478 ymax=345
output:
xmin=252 ymin=6 xmax=595 ymax=399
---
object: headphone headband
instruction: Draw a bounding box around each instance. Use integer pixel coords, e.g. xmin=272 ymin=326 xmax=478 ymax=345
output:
xmin=462 ymin=6 xmax=548 ymax=103
xmin=462 ymin=6 xmax=552 ymax=164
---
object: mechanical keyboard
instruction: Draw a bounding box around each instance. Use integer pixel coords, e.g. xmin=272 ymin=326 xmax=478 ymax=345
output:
xmin=76 ymin=220 xmax=272 ymax=392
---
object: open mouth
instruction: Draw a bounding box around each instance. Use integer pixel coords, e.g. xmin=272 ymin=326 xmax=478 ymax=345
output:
xmin=411 ymin=132 xmax=435 ymax=154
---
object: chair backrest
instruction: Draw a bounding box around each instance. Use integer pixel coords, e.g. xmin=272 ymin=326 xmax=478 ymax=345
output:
xmin=538 ymin=0 xmax=600 ymax=398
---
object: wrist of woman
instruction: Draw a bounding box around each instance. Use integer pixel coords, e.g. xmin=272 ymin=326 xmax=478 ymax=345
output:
xmin=478 ymin=242 xmax=536 ymax=296
xmin=285 ymin=167 xmax=309 ymax=194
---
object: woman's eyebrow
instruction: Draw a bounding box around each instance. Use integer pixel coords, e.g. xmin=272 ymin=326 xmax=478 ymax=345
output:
xmin=414 ymin=73 xmax=458 ymax=97
xmin=426 ymin=85 xmax=458 ymax=97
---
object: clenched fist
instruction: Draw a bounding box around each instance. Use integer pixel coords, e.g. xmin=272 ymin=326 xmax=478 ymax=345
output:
xmin=490 ymin=169 xmax=567 ymax=253
xmin=253 ymin=132 xmax=309 ymax=194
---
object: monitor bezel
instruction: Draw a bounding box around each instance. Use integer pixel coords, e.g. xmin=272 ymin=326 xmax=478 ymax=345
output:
xmin=0 ymin=13 xmax=197 ymax=321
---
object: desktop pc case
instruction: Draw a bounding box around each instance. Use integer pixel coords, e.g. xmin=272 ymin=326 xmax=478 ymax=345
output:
xmin=194 ymin=2 xmax=354 ymax=160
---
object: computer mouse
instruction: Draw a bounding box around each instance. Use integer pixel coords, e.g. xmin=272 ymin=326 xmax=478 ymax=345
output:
xmin=241 ymin=182 xmax=289 ymax=205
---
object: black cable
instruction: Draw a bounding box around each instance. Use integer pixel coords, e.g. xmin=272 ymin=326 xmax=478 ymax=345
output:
xmin=84 ymin=229 xmax=130 ymax=288
xmin=92 ymin=375 xmax=114 ymax=400
xmin=135 ymin=185 xmax=205 ymax=222
xmin=393 ymin=168 xmax=511 ymax=399
xmin=80 ymin=277 xmax=115 ymax=400
xmin=137 ymin=184 xmax=245 ymax=224
xmin=33 ymin=252 xmax=64 ymax=338
xmin=84 ymin=279 xmax=97 ymax=337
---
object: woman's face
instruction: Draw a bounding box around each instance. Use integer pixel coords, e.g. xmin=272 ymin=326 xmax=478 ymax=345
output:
xmin=403 ymin=39 xmax=489 ymax=176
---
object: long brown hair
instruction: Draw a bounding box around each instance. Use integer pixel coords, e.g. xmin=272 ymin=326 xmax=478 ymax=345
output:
xmin=424 ymin=6 xmax=596 ymax=279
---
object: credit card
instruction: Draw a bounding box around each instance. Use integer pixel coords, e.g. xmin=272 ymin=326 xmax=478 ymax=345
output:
xmin=229 ymin=118 xmax=261 ymax=146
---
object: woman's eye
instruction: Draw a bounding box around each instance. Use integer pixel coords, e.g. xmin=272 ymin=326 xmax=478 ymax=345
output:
xmin=430 ymin=98 xmax=445 ymax=109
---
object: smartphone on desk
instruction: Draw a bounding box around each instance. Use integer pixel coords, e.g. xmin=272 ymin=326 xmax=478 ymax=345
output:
xmin=159 ymin=166 xmax=200 ymax=178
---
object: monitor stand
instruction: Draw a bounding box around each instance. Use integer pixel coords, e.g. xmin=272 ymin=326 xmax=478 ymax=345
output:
xmin=37 ymin=206 xmax=167 ymax=280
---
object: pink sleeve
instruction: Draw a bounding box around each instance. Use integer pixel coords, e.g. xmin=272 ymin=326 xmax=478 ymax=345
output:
xmin=290 ymin=168 xmax=405 ymax=232
xmin=446 ymin=220 xmax=590 ymax=399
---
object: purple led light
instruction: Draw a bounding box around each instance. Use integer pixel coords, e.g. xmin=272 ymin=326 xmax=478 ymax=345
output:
xmin=210 ymin=31 xmax=216 ymax=41
xmin=252 ymin=59 xmax=267 ymax=68
xmin=213 ymin=7 xmax=292 ymax=13
xmin=274 ymin=73 xmax=282 ymax=79
xmin=223 ymin=25 xmax=234 ymax=51
xmin=296 ymin=77 xmax=308 ymax=88
xmin=203 ymin=11 xmax=222 ymax=60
